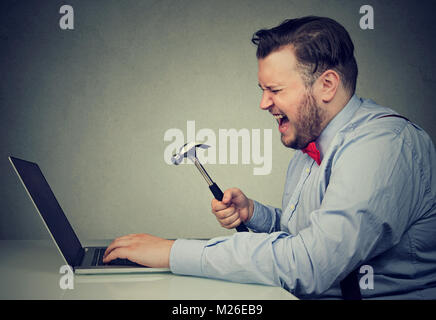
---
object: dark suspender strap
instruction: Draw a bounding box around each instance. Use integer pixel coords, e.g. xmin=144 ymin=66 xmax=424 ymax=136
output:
xmin=377 ymin=114 xmax=410 ymax=121
xmin=340 ymin=268 xmax=362 ymax=300
xmin=377 ymin=114 xmax=419 ymax=129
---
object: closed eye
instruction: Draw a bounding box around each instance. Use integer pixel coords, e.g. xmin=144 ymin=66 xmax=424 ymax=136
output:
xmin=258 ymin=83 xmax=282 ymax=94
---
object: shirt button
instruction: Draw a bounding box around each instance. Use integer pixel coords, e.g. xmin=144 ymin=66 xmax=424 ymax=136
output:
xmin=306 ymin=168 xmax=310 ymax=173
xmin=290 ymin=204 xmax=295 ymax=210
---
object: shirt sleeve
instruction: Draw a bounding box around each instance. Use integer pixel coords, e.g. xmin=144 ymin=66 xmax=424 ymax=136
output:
xmin=170 ymin=124 xmax=422 ymax=297
xmin=244 ymin=200 xmax=282 ymax=233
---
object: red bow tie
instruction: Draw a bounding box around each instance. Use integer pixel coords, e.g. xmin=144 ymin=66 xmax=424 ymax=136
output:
xmin=301 ymin=142 xmax=321 ymax=165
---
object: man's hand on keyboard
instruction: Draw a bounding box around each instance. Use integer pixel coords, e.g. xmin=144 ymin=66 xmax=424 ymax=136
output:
xmin=103 ymin=234 xmax=175 ymax=268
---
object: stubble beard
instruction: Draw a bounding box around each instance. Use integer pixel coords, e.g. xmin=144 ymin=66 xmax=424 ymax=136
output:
xmin=281 ymin=89 xmax=327 ymax=150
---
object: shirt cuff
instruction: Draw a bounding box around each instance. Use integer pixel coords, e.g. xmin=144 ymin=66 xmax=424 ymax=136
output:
xmin=169 ymin=238 xmax=208 ymax=277
xmin=244 ymin=200 xmax=265 ymax=231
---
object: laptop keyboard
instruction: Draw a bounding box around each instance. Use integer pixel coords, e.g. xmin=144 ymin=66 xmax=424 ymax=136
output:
xmin=92 ymin=248 xmax=143 ymax=267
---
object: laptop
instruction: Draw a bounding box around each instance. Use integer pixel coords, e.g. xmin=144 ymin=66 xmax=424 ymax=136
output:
xmin=8 ymin=156 xmax=170 ymax=274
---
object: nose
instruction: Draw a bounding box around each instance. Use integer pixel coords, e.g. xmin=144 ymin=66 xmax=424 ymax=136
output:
xmin=259 ymin=90 xmax=273 ymax=110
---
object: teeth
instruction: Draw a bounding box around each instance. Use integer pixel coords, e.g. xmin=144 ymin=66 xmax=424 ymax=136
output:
xmin=273 ymin=114 xmax=285 ymax=120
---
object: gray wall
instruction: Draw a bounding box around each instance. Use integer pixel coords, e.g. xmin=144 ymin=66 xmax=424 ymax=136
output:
xmin=1 ymin=0 xmax=435 ymax=240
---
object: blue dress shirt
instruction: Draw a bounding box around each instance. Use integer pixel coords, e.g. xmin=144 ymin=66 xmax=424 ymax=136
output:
xmin=169 ymin=95 xmax=436 ymax=299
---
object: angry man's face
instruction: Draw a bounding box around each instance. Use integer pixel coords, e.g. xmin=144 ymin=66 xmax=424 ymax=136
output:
xmin=257 ymin=46 xmax=327 ymax=149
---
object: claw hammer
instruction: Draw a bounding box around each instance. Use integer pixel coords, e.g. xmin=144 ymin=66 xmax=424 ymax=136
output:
xmin=171 ymin=141 xmax=249 ymax=232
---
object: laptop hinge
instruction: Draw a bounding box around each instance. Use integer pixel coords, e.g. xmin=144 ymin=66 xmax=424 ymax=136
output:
xmin=73 ymin=248 xmax=85 ymax=268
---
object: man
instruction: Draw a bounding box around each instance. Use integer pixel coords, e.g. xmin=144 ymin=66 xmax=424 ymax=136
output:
xmin=103 ymin=17 xmax=436 ymax=299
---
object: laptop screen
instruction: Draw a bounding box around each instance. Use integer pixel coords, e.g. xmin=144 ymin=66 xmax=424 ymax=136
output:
xmin=9 ymin=156 xmax=83 ymax=266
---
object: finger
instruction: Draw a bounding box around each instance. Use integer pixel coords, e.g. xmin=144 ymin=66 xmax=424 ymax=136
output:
xmin=211 ymin=198 xmax=231 ymax=212
xmin=103 ymin=247 xmax=130 ymax=263
xmin=219 ymin=212 xmax=240 ymax=228
xmin=213 ymin=204 xmax=236 ymax=219
xmin=221 ymin=188 xmax=237 ymax=205
xmin=103 ymin=239 xmax=132 ymax=259
xmin=226 ymin=217 xmax=242 ymax=229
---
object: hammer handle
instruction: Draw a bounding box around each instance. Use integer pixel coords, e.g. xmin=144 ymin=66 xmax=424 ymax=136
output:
xmin=209 ymin=183 xmax=249 ymax=232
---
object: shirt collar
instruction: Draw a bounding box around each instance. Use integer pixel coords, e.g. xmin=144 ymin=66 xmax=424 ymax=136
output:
xmin=315 ymin=94 xmax=361 ymax=160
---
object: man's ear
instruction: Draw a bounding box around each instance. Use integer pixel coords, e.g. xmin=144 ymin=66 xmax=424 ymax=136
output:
xmin=314 ymin=69 xmax=340 ymax=103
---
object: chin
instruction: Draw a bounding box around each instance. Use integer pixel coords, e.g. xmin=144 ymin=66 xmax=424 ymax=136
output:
xmin=281 ymin=131 xmax=310 ymax=150
xmin=281 ymin=134 xmax=297 ymax=149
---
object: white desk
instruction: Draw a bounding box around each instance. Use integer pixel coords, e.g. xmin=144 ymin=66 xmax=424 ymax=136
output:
xmin=0 ymin=240 xmax=298 ymax=300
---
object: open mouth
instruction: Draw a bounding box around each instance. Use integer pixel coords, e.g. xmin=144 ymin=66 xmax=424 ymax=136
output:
xmin=273 ymin=114 xmax=288 ymax=124
xmin=273 ymin=114 xmax=290 ymax=133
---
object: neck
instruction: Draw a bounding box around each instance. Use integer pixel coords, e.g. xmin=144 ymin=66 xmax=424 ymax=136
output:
xmin=319 ymin=89 xmax=352 ymax=134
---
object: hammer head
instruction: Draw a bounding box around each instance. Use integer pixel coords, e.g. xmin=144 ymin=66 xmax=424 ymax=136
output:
xmin=171 ymin=141 xmax=210 ymax=165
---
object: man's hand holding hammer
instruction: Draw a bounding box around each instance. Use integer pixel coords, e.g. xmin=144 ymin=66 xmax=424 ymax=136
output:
xmin=211 ymin=188 xmax=254 ymax=230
